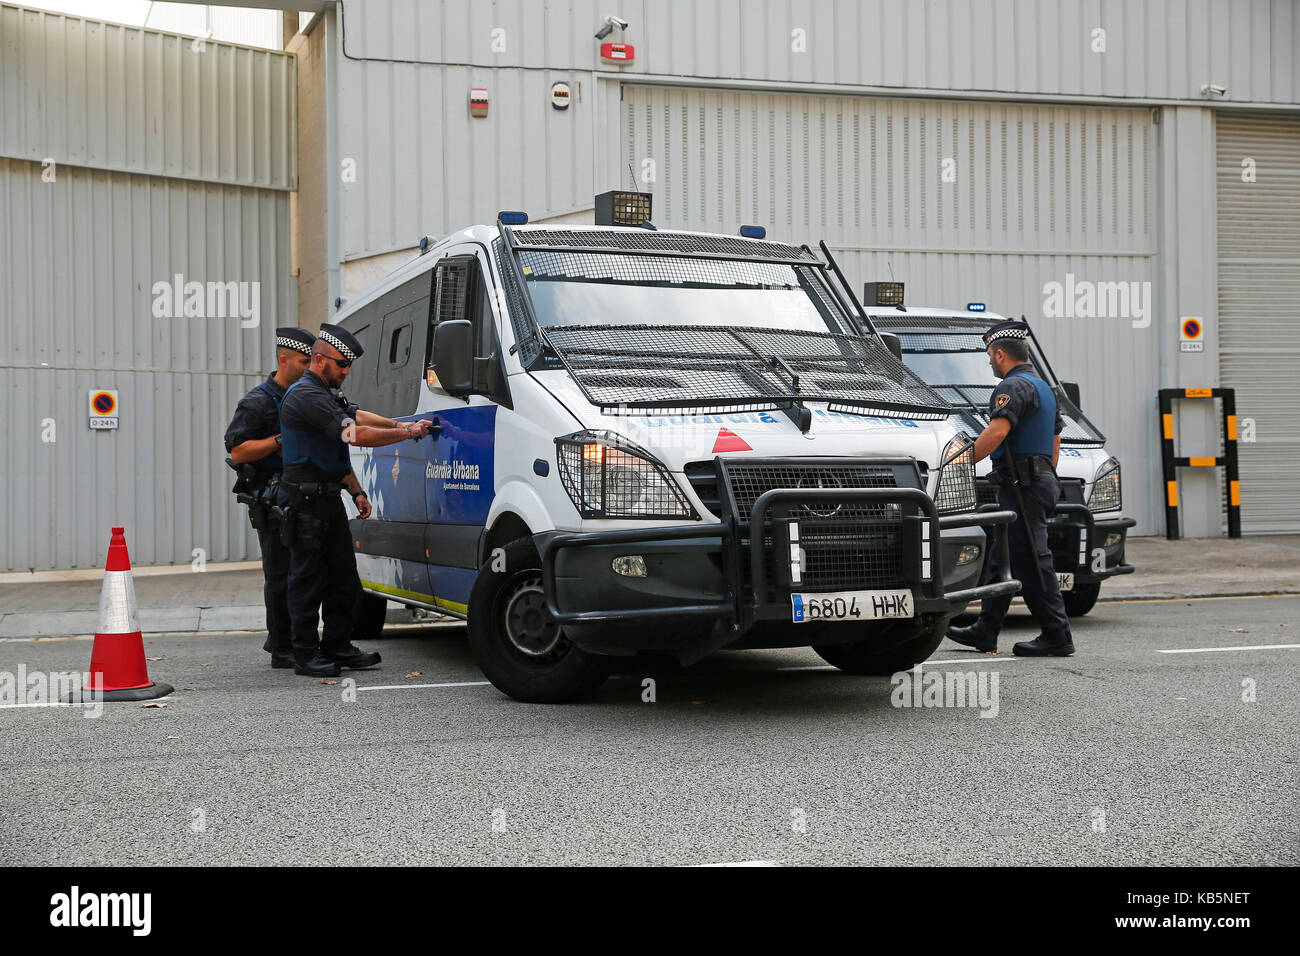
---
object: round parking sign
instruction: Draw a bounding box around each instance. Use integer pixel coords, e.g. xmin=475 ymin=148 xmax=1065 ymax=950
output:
xmin=1182 ymin=317 xmax=1202 ymax=340
xmin=92 ymin=391 xmax=116 ymax=415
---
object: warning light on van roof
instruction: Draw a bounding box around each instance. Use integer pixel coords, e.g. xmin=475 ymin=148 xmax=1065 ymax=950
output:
xmin=864 ymin=282 xmax=904 ymax=307
xmin=967 ymin=302 xmax=986 ymax=312
xmin=498 ymin=211 xmax=529 ymax=226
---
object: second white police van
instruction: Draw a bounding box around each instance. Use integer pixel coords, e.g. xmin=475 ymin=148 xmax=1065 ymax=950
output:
xmin=335 ymin=214 xmax=1019 ymax=702
xmin=863 ymin=292 xmax=1136 ymax=617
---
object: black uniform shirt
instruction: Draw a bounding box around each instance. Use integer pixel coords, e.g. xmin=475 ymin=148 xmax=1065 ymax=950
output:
xmin=278 ymin=370 xmax=359 ymax=482
xmin=988 ymin=363 xmax=1065 ymax=433
xmin=224 ymin=373 xmax=287 ymax=475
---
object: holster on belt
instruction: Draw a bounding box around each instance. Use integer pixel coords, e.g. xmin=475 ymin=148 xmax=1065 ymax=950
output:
xmin=277 ymin=480 xmax=341 ymax=551
xmin=990 ymin=455 xmax=1054 ymax=486
xmin=227 ymin=457 xmax=273 ymax=530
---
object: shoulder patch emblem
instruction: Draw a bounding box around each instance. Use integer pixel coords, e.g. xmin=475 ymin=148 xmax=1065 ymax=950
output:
xmin=995 ymin=393 xmax=1011 ymax=408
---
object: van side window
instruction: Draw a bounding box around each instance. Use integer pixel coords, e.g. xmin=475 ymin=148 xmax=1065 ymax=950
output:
xmin=428 ymin=254 xmax=511 ymax=408
xmin=370 ymin=272 xmax=433 ymax=418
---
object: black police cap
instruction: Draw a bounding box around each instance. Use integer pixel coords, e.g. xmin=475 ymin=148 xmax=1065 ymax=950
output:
xmin=982 ymin=320 xmax=1030 ymax=348
xmin=317 ymin=323 xmax=364 ymax=362
xmin=275 ymin=327 xmax=316 ymax=356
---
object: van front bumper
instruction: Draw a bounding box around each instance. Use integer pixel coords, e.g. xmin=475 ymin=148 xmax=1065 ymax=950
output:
xmin=1047 ymin=503 xmax=1137 ymax=587
xmin=536 ymin=489 xmax=1020 ymax=653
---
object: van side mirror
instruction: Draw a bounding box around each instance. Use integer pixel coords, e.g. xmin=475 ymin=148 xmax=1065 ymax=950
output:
xmin=1062 ymin=381 xmax=1081 ymax=409
xmin=878 ymin=332 xmax=903 ymax=360
xmin=432 ymin=320 xmax=474 ymax=395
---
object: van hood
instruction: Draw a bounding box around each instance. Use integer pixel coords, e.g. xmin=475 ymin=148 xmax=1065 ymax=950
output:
xmin=535 ymin=370 xmax=954 ymax=470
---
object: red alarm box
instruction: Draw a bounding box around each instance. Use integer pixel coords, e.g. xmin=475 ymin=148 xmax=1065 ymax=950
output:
xmin=469 ymin=88 xmax=489 ymax=117
xmin=599 ymin=42 xmax=634 ymax=64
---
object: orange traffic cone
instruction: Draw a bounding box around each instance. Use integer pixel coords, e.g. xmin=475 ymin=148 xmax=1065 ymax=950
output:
xmin=64 ymin=527 xmax=173 ymax=703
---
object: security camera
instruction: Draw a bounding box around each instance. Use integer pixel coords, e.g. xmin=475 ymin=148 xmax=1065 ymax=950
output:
xmin=605 ymin=15 xmax=630 ymax=30
xmin=1201 ymin=83 xmax=1227 ymax=97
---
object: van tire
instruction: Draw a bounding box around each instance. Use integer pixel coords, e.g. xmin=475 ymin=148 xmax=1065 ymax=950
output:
xmin=1063 ymin=582 xmax=1101 ymax=617
xmin=353 ymin=592 xmax=388 ymax=640
xmin=813 ymin=612 xmax=950 ymax=675
xmin=467 ymin=538 xmax=610 ymax=703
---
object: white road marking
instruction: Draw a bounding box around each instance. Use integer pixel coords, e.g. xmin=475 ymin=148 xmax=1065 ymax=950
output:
xmin=693 ymin=860 xmax=781 ymax=867
xmin=357 ymin=681 xmax=491 ymax=692
xmin=1157 ymin=643 xmax=1300 ymax=654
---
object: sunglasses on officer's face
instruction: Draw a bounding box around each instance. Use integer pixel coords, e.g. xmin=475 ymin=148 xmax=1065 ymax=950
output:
xmin=323 ymin=355 xmax=352 ymax=369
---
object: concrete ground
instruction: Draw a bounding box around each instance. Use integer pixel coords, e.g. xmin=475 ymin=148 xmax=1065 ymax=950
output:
xmin=1 ymin=595 xmax=1296 ymax=865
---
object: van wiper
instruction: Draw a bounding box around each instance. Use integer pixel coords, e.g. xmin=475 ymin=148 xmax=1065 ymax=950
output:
xmin=536 ymin=323 xmax=952 ymax=425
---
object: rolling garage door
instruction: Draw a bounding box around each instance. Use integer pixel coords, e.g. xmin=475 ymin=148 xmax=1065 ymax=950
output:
xmin=620 ymin=85 xmax=1161 ymax=533
xmin=1217 ymin=114 xmax=1300 ymax=532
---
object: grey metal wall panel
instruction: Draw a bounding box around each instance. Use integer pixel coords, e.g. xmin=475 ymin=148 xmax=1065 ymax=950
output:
xmin=335 ymin=0 xmax=1299 ymax=105
xmin=622 ymin=85 xmax=1162 ymax=532
xmin=1216 ymin=111 xmax=1300 ymax=531
xmin=0 ymin=3 xmax=297 ymax=190
xmin=0 ymin=157 xmax=294 ymax=571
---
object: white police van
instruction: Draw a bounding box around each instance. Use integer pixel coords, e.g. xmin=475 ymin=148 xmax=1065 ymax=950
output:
xmin=334 ymin=214 xmax=1020 ymax=702
xmin=864 ymin=295 xmax=1135 ymax=617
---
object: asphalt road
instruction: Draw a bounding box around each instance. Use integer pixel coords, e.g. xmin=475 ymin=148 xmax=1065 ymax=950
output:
xmin=2 ymin=596 xmax=1296 ymax=866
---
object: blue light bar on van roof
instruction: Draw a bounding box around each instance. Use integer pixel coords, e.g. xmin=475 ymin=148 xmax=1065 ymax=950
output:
xmin=739 ymin=225 xmax=766 ymax=239
xmin=967 ymin=302 xmax=987 ymax=312
xmin=498 ymin=211 xmax=529 ymax=225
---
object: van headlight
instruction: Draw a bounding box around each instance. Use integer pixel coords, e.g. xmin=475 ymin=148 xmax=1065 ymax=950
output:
xmin=1088 ymin=457 xmax=1122 ymax=513
xmin=555 ymin=431 xmax=695 ymax=519
xmin=934 ymin=434 xmax=977 ymax=515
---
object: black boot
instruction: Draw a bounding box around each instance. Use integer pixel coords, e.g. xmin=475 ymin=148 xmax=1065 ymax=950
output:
xmin=946 ymin=623 xmax=997 ymax=653
xmin=320 ymin=643 xmax=382 ymax=670
xmin=270 ymin=651 xmax=297 ymax=669
xmin=1012 ymin=634 xmax=1076 ymax=657
xmin=294 ymin=654 xmax=343 ymax=677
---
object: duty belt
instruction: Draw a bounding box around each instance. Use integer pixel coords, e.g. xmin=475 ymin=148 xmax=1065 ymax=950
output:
xmin=990 ymin=454 xmax=1055 ymax=485
xmin=281 ymin=479 xmax=345 ymax=499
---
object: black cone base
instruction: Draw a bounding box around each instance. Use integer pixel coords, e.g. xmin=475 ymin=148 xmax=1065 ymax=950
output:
xmin=63 ymin=682 xmax=174 ymax=703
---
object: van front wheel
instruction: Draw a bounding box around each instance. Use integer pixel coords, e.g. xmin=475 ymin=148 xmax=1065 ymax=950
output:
xmin=813 ymin=613 xmax=951 ymax=675
xmin=467 ymin=538 xmax=610 ymax=703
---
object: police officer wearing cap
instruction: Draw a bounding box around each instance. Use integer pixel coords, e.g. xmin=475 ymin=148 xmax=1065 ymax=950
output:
xmin=224 ymin=328 xmax=316 ymax=669
xmin=947 ymin=320 xmax=1075 ymax=656
xmin=277 ymin=323 xmax=436 ymax=677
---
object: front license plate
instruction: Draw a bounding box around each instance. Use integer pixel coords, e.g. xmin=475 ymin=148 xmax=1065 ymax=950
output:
xmin=1057 ymin=572 xmax=1075 ymax=592
xmin=791 ymin=589 xmax=914 ymax=623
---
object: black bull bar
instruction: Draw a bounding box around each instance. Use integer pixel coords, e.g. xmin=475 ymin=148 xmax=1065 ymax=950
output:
xmin=540 ymin=487 xmax=1021 ymax=628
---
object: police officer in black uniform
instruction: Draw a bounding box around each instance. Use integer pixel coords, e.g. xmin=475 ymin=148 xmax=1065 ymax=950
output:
xmin=277 ymin=324 xmax=436 ymax=677
xmin=947 ymin=320 xmax=1075 ymax=657
xmin=223 ymin=327 xmax=316 ymax=668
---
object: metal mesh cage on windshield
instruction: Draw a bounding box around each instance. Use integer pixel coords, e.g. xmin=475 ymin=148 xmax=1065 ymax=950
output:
xmin=512 ymin=227 xmax=818 ymax=264
xmin=539 ymin=324 xmax=951 ymax=420
xmin=519 ymin=250 xmax=806 ymax=288
xmin=493 ymin=237 xmax=543 ymax=366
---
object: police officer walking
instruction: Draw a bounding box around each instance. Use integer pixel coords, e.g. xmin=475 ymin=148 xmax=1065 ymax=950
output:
xmin=223 ymin=327 xmax=316 ymax=668
xmin=277 ymin=324 xmax=435 ymax=677
xmin=947 ymin=320 xmax=1075 ymax=657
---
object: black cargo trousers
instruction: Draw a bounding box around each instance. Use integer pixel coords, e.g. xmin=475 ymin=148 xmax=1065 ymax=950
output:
xmin=283 ymin=491 xmax=362 ymax=665
xmin=256 ymin=523 xmax=292 ymax=656
xmin=975 ymin=470 xmax=1072 ymax=643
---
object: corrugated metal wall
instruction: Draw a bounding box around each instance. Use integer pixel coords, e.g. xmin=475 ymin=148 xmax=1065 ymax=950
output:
xmin=623 ymin=85 xmax=1162 ymax=532
xmin=0 ymin=5 xmax=296 ymax=570
xmin=331 ymin=0 xmax=1297 ymax=265
xmin=1216 ymin=111 xmax=1300 ymax=532
xmin=338 ymin=0 xmax=1300 ymax=104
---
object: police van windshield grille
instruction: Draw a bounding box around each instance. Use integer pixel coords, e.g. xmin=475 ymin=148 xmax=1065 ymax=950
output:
xmin=537 ymin=323 xmax=951 ymax=419
xmin=898 ymin=332 xmax=1105 ymax=444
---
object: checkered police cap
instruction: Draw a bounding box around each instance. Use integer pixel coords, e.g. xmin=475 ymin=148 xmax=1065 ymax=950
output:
xmin=275 ymin=327 xmax=316 ymax=356
xmin=317 ymin=323 xmax=364 ymax=362
xmin=982 ymin=320 xmax=1031 ymax=348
